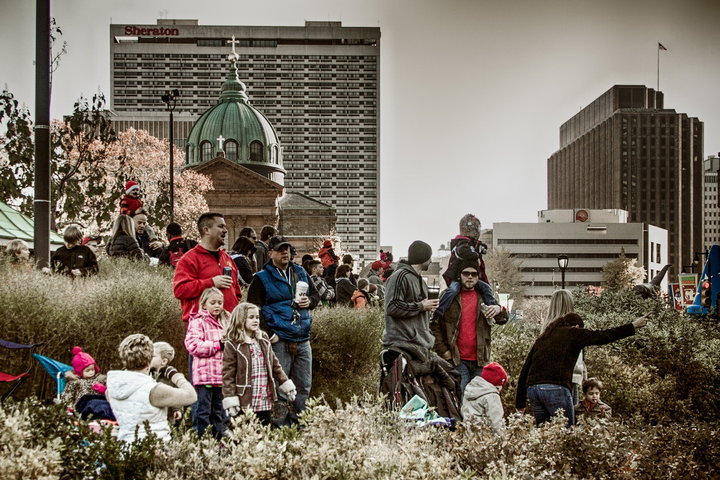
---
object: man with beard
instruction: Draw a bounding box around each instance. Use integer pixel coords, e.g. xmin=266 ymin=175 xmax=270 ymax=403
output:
xmin=173 ymin=212 xmax=241 ymax=324
xmin=382 ymin=240 xmax=438 ymax=352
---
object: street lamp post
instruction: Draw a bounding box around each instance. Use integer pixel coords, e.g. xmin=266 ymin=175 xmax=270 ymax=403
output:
xmin=160 ymin=89 xmax=179 ymax=222
xmin=557 ymin=254 xmax=569 ymax=290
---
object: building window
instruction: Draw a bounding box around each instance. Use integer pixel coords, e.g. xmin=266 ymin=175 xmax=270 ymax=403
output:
xmin=224 ymin=139 xmax=238 ymax=161
xmin=250 ymin=140 xmax=263 ymax=162
xmin=271 ymin=145 xmax=278 ymax=164
xmin=200 ymin=141 xmax=212 ymax=162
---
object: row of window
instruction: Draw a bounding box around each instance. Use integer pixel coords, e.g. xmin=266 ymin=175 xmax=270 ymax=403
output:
xmin=497 ymin=238 xmax=639 ymax=245
xmin=114 ymin=53 xmax=377 ymax=62
xmin=191 ymin=139 xmax=270 ymax=163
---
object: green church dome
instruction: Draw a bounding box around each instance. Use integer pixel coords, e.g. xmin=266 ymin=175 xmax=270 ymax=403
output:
xmin=186 ymin=59 xmax=285 ymax=185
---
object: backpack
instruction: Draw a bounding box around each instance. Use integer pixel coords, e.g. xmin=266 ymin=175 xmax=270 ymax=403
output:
xmin=168 ymin=240 xmax=191 ymax=267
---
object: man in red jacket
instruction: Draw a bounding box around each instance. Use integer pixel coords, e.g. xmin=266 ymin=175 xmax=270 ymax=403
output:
xmin=173 ymin=212 xmax=241 ymax=323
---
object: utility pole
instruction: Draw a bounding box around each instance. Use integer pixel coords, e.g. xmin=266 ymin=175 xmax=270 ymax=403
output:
xmin=34 ymin=0 xmax=51 ymax=268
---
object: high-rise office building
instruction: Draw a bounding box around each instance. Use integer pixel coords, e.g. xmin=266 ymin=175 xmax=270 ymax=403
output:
xmin=109 ymin=19 xmax=380 ymax=260
xmin=547 ymin=85 xmax=703 ymax=275
xmin=704 ymin=155 xmax=719 ymax=248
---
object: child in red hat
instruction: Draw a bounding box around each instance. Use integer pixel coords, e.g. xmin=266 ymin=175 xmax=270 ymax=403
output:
xmin=119 ymin=180 xmax=144 ymax=217
xmin=461 ymin=362 xmax=508 ymax=433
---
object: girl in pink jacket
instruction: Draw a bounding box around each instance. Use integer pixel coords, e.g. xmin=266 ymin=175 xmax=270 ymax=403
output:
xmin=185 ymin=287 xmax=229 ymax=438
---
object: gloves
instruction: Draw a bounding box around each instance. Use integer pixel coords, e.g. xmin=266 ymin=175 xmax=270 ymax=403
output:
xmin=278 ymin=379 xmax=297 ymax=403
xmin=222 ymin=396 xmax=241 ymax=418
xmin=92 ymin=383 xmax=107 ymax=394
xmin=158 ymin=366 xmax=178 ymax=381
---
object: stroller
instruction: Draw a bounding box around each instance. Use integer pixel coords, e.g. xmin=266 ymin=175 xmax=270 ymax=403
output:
xmin=379 ymin=344 xmax=461 ymax=421
xmin=34 ymin=353 xmax=115 ymax=422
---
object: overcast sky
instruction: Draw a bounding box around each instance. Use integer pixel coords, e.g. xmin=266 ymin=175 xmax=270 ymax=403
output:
xmin=1 ymin=0 xmax=719 ymax=255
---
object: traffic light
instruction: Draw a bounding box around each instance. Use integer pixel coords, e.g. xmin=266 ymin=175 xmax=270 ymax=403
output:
xmin=701 ymin=280 xmax=712 ymax=308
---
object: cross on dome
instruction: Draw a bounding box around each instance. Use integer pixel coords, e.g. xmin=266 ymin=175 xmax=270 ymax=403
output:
xmin=216 ymin=135 xmax=226 ymax=150
xmin=227 ymin=36 xmax=240 ymax=62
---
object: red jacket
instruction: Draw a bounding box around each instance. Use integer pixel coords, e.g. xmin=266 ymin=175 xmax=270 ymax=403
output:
xmin=173 ymin=245 xmax=241 ymax=322
xmin=119 ymin=195 xmax=143 ymax=217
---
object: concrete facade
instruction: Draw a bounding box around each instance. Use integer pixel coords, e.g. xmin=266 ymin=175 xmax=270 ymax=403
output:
xmin=109 ymin=19 xmax=380 ymax=262
xmin=488 ymin=209 xmax=668 ymax=297
xmin=704 ymin=155 xmax=719 ymax=249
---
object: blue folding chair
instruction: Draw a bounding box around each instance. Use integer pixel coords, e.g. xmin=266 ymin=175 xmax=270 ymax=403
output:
xmin=0 ymin=339 xmax=43 ymax=401
xmin=33 ymin=353 xmax=73 ymax=402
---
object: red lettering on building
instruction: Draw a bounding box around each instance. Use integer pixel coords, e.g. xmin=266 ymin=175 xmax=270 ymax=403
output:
xmin=123 ymin=26 xmax=179 ymax=36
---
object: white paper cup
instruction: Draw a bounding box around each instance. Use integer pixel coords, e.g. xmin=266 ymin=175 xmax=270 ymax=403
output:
xmin=295 ymin=281 xmax=309 ymax=302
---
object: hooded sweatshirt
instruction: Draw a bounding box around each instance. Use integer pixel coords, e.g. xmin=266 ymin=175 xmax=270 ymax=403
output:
xmin=461 ymin=376 xmax=504 ymax=433
xmin=106 ymin=370 xmax=170 ymax=442
xmin=382 ymin=261 xmax=435 ymax=351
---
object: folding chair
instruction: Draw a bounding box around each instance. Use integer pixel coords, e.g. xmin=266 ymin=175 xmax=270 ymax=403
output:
xmin=33 ymin=353 xmax=73 ymax=403
xmin=0 ymin=339 xmax=43 ymax=401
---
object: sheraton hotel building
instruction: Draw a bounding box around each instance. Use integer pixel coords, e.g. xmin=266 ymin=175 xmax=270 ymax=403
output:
xmin=110 ymin=19 xmax=380 ymax=260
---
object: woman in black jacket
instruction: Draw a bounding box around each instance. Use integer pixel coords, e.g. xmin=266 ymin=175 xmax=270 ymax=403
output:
xmin=229 ymin=236 xmax=256 ymax=286
xmin=106 ymin=215 xmax=145 ymax=260
xmin=516 ymin=312 xmax=648 ymax=426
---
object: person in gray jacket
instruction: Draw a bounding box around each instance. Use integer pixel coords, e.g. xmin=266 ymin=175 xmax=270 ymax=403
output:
xmin=461 ymin=362 xmax=508 ymax=434
xmin=381 ymin=240 xmax=438 ymax=352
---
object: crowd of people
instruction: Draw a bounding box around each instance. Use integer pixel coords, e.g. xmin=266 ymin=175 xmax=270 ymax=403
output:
xmin=2 ymin=182 xmax=652 ymax=441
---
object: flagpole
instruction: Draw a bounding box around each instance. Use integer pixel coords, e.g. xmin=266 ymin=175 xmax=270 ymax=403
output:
xmin=657 ymin=42 xmax=660 ymax=91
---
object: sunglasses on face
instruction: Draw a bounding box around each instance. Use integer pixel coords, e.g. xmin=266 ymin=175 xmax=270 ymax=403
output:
xmin=461 ymin=271 xmax=479 ymax=277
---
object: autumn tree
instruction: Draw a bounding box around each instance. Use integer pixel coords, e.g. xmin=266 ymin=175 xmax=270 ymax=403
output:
xmin=1 ymin=90 xmax=211 ymax=236
xmin=602 ymin=248 xmax=646 ymax=291
xmin=105 ymin=128 xmax=212 ymax=237
xmin=484 ymin=247 xmax=526 ymax=299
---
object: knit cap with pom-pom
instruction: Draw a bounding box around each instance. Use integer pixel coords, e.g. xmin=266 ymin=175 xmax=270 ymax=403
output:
xmin=71 ymin=346 xmax=98 ymax=375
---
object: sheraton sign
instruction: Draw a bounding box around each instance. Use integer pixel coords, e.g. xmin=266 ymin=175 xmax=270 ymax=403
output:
xmin=124 ymin=26 xmax=180 ymax=36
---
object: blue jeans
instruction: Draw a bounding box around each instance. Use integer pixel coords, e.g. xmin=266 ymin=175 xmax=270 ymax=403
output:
xmin=272 ymin=339 xmax=312 ymax=425
xmin=457 ymin=360 xmax=484 ymax=397
xmin=192 ymin=385 xmax=227 ymax=438
xmin=527 ymin=384 xmax=575 ymax=427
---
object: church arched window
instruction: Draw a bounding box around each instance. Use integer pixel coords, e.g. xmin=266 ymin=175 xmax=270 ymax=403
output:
xmin=250 ymin=140 xmax=263 ymax=162
xmin=224 ymin=140 xmax=238 ymax=161
xmin=200 ymin=141 xmax=212 ymax=162
xmin=186 ymin=144 xmax=194 ymax=163
xmin=271 ymin=145 xmax=278 ymax=164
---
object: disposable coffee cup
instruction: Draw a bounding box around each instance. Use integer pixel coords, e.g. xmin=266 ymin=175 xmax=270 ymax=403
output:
xmin=295 ymin=281 xmax=309 ymax=303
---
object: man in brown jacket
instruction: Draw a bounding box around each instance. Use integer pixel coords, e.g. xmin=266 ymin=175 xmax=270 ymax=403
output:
xmin=430 ymin=258 xmax=505 ymax=396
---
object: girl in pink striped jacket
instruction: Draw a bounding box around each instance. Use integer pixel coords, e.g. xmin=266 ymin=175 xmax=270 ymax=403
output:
xmin=185 ymin=287 xmax=229 ymax=438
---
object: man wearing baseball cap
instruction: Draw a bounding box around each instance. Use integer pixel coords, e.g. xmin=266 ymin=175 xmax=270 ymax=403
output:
xmin=247 ymin=235 xmax=320 ymax=426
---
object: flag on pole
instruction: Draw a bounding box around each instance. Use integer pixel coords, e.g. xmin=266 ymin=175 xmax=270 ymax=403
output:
xmin=658 ymin=42 xmax=668 ymax=51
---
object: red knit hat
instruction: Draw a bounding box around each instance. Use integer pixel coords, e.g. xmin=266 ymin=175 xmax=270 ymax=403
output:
xmin=125 ymin=180 xmax=140 ymax=194
xmin=71 ymin=346 xmax=98 ymax=376
xmin=322 ymin=240 xmax=333 ymax=248
xmin=371 ymin=260 xmax=383 ymax=270
xmin=481 ymin=362 xmax=508 ymax=386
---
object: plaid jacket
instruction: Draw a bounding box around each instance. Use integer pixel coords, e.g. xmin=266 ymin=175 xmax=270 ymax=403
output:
xmin=185 ymin=309 xmax=225 ymax=385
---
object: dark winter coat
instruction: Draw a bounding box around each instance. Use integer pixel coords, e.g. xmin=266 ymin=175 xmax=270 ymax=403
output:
xmin=335 ymin=277 xmax=356 ymax=306
xmin=106 ymin=234 xmax=144 ymax=260
xmin=51 ymin=245 xmax=99 ymax=276
xmin=430 ymin=287 xmax=493 ymax=366
xmin=516 ymin=324 xmax=636 ymax=409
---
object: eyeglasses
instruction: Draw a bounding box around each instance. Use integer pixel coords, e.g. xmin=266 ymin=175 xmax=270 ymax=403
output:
xmin=461 ymin=271 xmax=479 ymax=277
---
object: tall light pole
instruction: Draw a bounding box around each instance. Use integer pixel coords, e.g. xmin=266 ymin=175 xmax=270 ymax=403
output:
xmin=557 ymin=254 xmax=569 ymax=290
xmin=161 ymin=89 xmax=179 ymax=222
xmin=34 ymin=0 xmax=51 ymax=269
